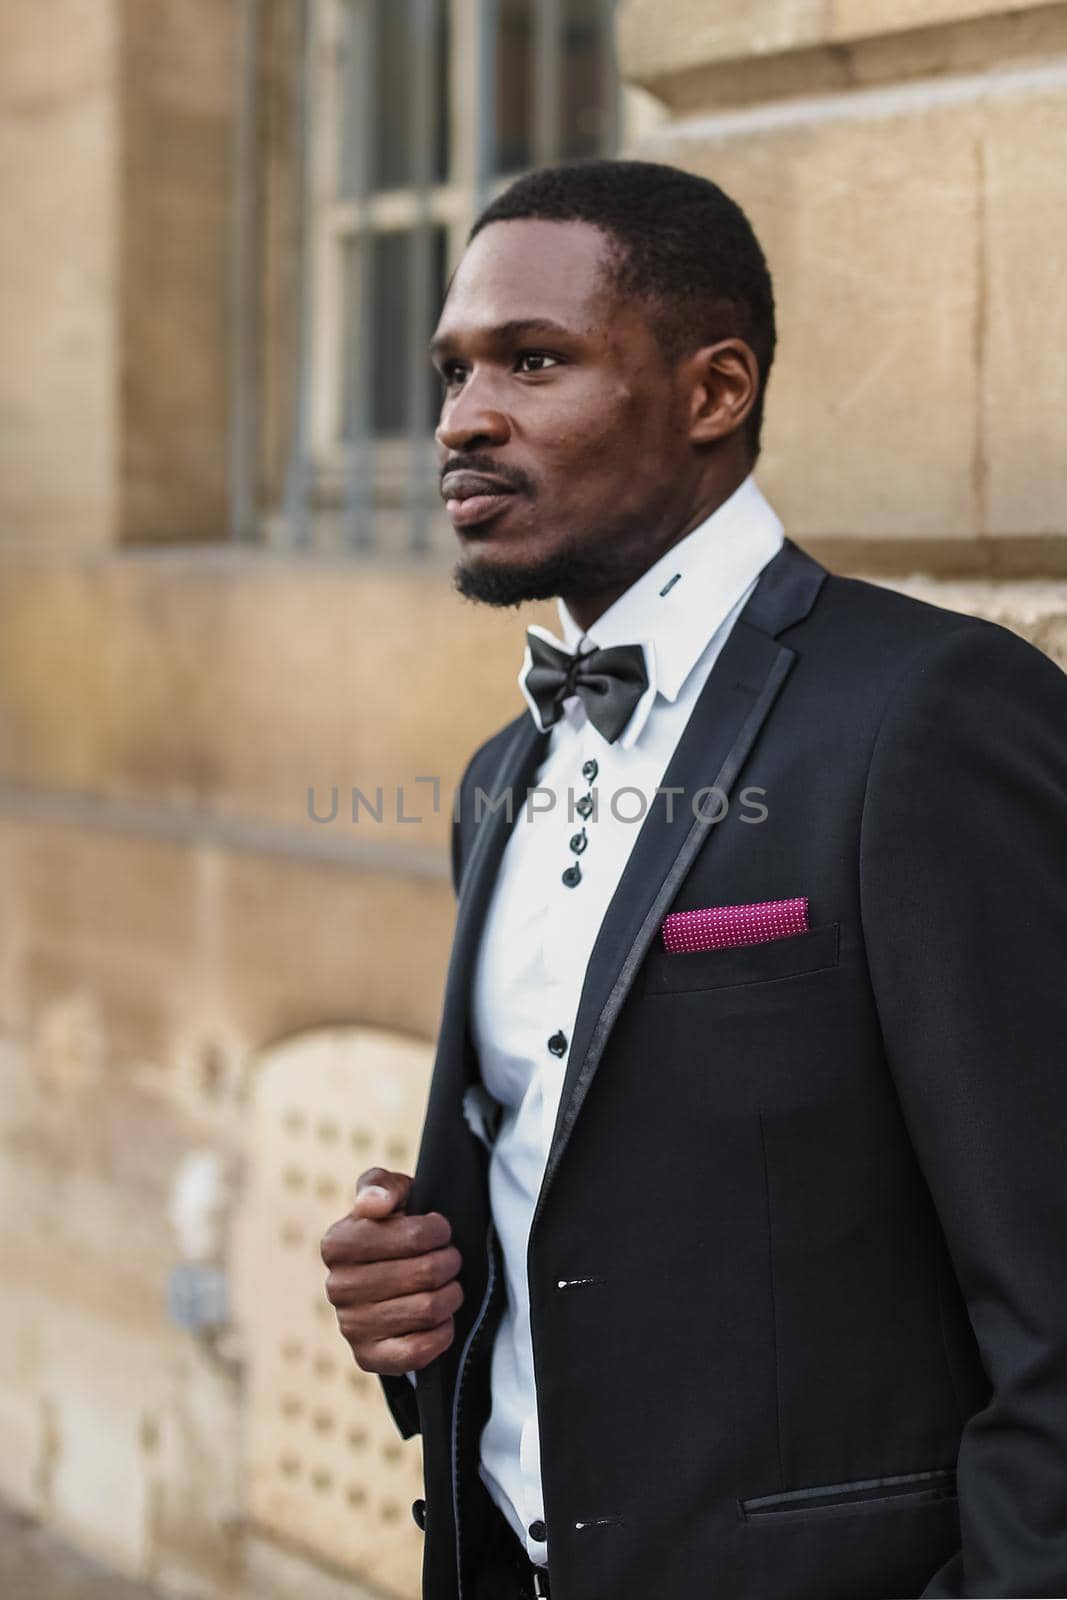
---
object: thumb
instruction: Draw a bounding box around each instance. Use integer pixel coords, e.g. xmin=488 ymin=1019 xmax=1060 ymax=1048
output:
xmin=353 ymin=1167 xmax=413 ymax=1219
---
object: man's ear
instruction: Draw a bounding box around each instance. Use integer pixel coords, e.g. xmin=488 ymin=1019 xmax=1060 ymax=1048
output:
xmin=683 ymin=338 xmax=760 ymax=447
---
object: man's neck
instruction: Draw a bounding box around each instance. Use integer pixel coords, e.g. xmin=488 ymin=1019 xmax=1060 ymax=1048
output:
xmin=562 ymin=466 xmax=752 ymax=632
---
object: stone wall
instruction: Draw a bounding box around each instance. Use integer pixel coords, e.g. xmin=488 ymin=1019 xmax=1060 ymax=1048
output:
xmin=0 ymin=2 xmax=1064 ymax=1598
xmin=618 ymin=0 xmax=1067 ymax=576
xmin=0 ymin=0 xmax=119 ymax=549
xmin=0 ymin=551 xmax=540 ymax=1597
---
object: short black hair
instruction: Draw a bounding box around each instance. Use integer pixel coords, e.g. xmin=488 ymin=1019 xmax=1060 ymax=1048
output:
xmin=468 ymin=158 xmax=776 ymax=459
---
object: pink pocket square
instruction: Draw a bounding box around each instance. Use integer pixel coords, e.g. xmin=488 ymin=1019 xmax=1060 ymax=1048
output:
xmin=661 ymin=896 xmax=809 ymax=954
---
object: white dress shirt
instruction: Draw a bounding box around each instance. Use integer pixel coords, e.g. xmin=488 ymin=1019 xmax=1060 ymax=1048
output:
xmin=467 ymin=475 xmax=785 ymax=1566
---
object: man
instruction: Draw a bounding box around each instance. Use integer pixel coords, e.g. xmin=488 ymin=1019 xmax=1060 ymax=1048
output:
xmin=320 ymin=159 xmax=1067 ymax=1599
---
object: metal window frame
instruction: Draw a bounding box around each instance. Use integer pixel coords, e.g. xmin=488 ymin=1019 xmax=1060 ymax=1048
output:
xmin=231 ymin=0 xmax=265 ymax=543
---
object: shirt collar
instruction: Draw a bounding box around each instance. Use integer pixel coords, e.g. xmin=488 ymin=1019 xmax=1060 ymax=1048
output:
xmin=518 ymin=474 xmax=784 ymax=747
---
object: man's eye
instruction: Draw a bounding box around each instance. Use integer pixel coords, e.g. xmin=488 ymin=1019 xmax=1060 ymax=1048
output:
xmin=516 ymin=351 xmax=559 ymax=373
xmin=437 ymin=352 xmax=560 ymax=387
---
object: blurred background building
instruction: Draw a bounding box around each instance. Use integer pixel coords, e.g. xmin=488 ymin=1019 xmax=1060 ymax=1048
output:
xmin=0 ymin=2 xmax=1064 ymax=1597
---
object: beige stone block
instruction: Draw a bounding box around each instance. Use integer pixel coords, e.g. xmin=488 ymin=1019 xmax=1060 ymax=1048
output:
xmin=617 ymin=0 xmax=1061 ymax=81
xmin=0 ymin=0 xmax=119 ymax=548
xmin=0 ymin=556 xmax=552 ymax=846
xmin=0 ymin=808 xmax=457 ymax=1068
xmin=642 ymin=98 xmax=982 ymax=540
xmin=0 ymin=1283 xmax=156 ymax=1569
xmin=618 ymin=0 xmax=831 ymax=73
xmin=638 ymin=69 xmax=1067 ymax=549
xmin=0 ymin=827 xmax=19 ymax=1022
xmin=833 ymin=0 xmax=1062 ymax=38
xmin=8 ymin=819 xmax=202 ymax=1060
xmin=151 ymin=558 xmax=527 ymax=849
xmin=242 ymin=1534 xmax=387 ymax=1600
xmin=624 ymin=9 xmax=1067 ymax=116
xmin=0 ymin=565 xmax=114 ymax=790
xmin=0 ymin=1037 xmax=242 ymax=1587
xmin=981 ymin=89 xmax=1067 ymax=537
xmin=216 ymin=848 xmax=456 ymax=1050
xmin=119 ymin=0 xmax=240 ymax=542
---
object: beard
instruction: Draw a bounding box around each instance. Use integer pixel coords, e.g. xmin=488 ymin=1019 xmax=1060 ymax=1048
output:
xmin=452 ymin=530 xmax=624 ymax=610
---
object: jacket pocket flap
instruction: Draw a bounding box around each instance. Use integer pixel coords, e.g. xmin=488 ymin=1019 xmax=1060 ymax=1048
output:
xmin=644 ymin=922 xmax=839 ymax=995
xmin=740 ymin=1465 xmax=957 ymax=1522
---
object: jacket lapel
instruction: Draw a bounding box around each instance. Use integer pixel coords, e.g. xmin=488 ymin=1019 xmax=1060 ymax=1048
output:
xmin=532 ymin=538 xmax=828 ymax=1221
xmin=416 ymin=713 xmax=548 ymax=1185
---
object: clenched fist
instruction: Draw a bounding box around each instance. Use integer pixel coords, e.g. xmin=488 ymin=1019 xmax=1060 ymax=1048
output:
xmin=321 ymin=1167 xmax=464 ymax=1376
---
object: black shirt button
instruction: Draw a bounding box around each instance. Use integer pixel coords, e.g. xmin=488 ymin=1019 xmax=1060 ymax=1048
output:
xmin=581 ymin=759 xmax=598 ymax=782
xmin=575 ymin=793 xmax=594 ymax=820
xmin=528 ymin=1518 xmax=547 ymax=1541
xmin=411 ymin=1497 xmax=427 ymax=1530
xmin=569 ymin=828 xmax=587 ymax=855
xmin=561 ymin=863 xmax=582 ymax=887
xmin=547 ymin=1031 xmax=567 ymax=1057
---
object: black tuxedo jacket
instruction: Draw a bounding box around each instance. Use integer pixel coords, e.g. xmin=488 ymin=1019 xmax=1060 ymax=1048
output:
xmin=380 ymin=539 xmax=1067 ymax=1600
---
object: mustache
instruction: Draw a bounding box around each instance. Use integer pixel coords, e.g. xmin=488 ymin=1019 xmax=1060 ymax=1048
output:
xmin=439 ymin=456 xmax=532 ymax=495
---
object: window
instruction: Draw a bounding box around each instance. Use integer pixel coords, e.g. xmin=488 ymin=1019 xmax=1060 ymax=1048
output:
xmin=276 ymin=0 xmax=625 ymax=558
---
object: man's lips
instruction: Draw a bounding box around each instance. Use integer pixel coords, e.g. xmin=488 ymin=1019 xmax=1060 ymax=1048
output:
xmin=446 ymin=492 xmax=516 ymax=528
xmin=440 ymin=470 xmax=519 ymax=529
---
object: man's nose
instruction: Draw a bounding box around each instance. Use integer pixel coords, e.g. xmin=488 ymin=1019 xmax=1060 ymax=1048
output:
xmin=435 ymin=377 xmax=510 ymax=453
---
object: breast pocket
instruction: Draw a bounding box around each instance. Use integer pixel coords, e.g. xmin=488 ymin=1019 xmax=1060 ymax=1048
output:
xmin=643 ymin=923 xmax=840 ymax=996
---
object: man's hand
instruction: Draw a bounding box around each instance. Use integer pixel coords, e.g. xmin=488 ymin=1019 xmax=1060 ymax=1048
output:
xmin=320 ymin=1168 xmax=464 ymax=1376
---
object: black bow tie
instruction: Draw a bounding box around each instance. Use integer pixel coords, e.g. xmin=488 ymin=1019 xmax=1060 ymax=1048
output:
xmin=523 ymin=631 xmax=650 ymax=744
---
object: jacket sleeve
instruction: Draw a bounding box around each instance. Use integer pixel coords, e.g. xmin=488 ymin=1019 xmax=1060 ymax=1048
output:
xmin=378 ymin=758 xmax=475 ymax=1440
xmin=379 ymin=1370 xmax=421 ymax=1440
xmin=858 ymin=620 xmax=1067 ymax=1597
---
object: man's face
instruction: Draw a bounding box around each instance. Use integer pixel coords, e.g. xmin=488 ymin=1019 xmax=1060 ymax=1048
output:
xmin=430 ymin=219 xmax=695 ymax=610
